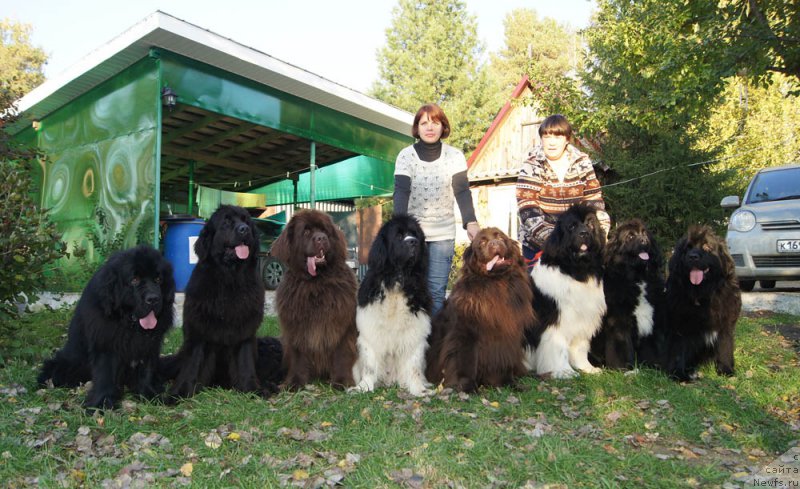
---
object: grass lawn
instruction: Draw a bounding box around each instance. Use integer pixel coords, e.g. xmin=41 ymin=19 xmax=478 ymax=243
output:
xmin=0 ymin=308 xmax=798 ymax=488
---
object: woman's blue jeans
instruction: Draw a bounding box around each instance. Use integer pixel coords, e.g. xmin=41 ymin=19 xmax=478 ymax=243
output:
xmin=427 ymin=239 xmax=454 ymax=317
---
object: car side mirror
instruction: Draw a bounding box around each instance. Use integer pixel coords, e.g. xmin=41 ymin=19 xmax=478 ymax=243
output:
xmin=720 ymin=195 xmax=740 ymax=209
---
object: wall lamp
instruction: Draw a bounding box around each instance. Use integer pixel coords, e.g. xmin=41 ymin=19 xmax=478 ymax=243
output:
xmin=161 ymin=87 xmax=178 ymax=112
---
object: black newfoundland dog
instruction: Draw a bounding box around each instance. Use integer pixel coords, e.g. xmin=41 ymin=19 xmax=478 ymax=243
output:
xmin=590 ymin=218 xmax=666 ymax=369
xmin=271 ymin=209 xmax=358 ymax=390
xmin=353 ymin=214 xmax=432 ymax=396
xmin=426 ymin=227 xmax=533 ymax=392
xmin=38 ymin=245 xmax=175 ymax=410
xmin=524 ymin=203 xmax=607 ymax=379
xmin=664 ymin=225 xmax=741 ymax=381
xmin=167 ymin=205 xmax=279 ymax=400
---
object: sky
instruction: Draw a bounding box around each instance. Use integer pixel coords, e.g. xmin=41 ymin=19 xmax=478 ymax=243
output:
xmin=4 ymin=0 xmax=597 ymax=93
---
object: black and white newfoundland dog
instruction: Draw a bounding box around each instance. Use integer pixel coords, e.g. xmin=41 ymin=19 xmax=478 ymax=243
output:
xmin=167 ymin=205 xmax=279 ymax=400
xmin=524 ymin=204 xmax=607 ymax=379
xmin=38 ymin=245 xmax=175 ymax=410
xmin=664 ymin=225 xmax=740 ymax=381
xmin=352 ymin=214 xmax=432 ymax=396
xmin=590 ymin=219 xmax=666 ymax=369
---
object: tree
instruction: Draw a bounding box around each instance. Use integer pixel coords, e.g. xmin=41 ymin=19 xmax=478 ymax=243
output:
xmin=1 ymin=19 xmax=47 ymax=96
xmin=579 ymin=0 xmax=736 ymax=245
xmin=371 ymin=0 xmax=495 ymax=152
xmin=490 ymin=9 xmax=580 ymax=94
xmin=693 ymin=74 xmax=800 ymax=195
xmin=686 ymin=0 xmax=800 ymax=84
xmin=0 ymin=20 xmax=62 ymax=327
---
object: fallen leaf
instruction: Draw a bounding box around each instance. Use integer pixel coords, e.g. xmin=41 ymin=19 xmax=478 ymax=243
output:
xmin=204 ymin=432 xmax=222 ymax=449
xmin=180 ymin=462 xmax=193 ymax=477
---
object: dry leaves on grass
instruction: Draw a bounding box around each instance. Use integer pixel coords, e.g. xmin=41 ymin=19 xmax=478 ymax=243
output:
xmin=388 ymin=468 xmax=425 ymax=488
xmin=265 ymin=451 xmax=361 ymax=487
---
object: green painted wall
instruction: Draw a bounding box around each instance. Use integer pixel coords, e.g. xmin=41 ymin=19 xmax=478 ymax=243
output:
xmin=28 ymin=59 xmax=160 ymax=271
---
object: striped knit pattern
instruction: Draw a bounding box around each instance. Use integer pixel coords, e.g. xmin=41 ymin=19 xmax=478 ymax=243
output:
xmin=517 ymin=144 xmax=610 ymax=250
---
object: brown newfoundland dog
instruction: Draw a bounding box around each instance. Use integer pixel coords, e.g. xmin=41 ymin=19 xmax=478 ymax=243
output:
xmin=664 ymin=225 xmax=741 ymax=381
xmin=426 ymin=227 xmax=534 ymax=392
xmin=271 ymin=209 xmax=358 ymax=389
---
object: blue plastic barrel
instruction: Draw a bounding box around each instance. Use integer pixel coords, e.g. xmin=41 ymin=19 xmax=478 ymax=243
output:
xmin=163 ymin=218 xmax=206 ymax=292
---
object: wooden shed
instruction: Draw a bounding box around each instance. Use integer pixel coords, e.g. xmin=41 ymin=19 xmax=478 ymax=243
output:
xmin=10 ymin=11 xmax=411 ymax=273
xmin=467 ymin=76 xmax=543 ymax=241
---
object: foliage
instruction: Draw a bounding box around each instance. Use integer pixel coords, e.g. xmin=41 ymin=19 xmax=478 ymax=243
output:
xmin=0 ymin=19 xmax=47 ymax=96
xmin=371 ymin=0 xmax=496 ymax=153
xmin=0 ymin=63 xmax=65 ymax=326
xmin=490 ymin=9 xmax=581 ymax=96
xmin=1 ymin=307 xmax=798 ymax=486
xmin=599 ymin=132 xmax=729 ymax=249
xmin=692 ymin=74 xmax=800 ymax=197
xmin=355 ymin=197 xmax=393 ymax=223
xmin=684 ymin=0 xmax=800 ymax=85
xmin=447 ymin=241 xmax=468 ymax=289
xmin=578 ymin=0 xmax=800 ymax=245
xmin=0 ymin=158 xmax=66 ymax=324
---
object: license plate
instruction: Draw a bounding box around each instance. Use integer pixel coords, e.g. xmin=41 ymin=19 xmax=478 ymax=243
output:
xmin=777 ymin=239 xmax=800 ymax=253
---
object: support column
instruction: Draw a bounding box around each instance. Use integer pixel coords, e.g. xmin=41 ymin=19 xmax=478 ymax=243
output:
xmin=188 ymin=160 xmax=195 ymax=215
xmin=309 ymin=141 xmax=317 ymax=209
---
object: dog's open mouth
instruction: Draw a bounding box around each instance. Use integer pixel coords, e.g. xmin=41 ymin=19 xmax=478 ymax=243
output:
xmin=689 ymin=267 xmax=709 ymax=285
xmin=138 ymin=311 xmax=158 ymax=330
xmin=234 ymin=244 xmax=250 ymax=260
xmin=486 ymin=254 xmax=509 ymax=271
xmin=307 ymin=250 xmax=326 ymax=276
xmin=638 ymin=251 xmax=650 ymax=261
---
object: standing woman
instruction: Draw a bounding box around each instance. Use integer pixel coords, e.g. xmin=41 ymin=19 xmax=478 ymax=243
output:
xmin=517 ymin=114 xmax=610 ymax=265
xmin=393 ymin=104 xmax=480 ymax=316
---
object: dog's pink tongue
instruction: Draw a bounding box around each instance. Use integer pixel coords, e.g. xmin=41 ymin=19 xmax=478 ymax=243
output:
xmin=690 ymin=268 xmax=704 ymax=285
xmin=639 ymin=251 xmax=650 ymax=260
xmin=235 ymin=244 xmax=249 ymax=259
xmin=307 ymin=256 xmax=317 ymax=277
xmin=139 ymin=311 xmax=157 ymax=330
xmin=580 ymin=244 xmax=588 ymax=251
xmin=486 ymin=255 xmax=501 ymax=271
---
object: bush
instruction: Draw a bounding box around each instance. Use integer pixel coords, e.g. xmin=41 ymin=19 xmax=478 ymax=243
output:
xmin=0 ymin=87 xmax=66 ymax=327
xmin=0 ymin=159 xmax=66 ymax=324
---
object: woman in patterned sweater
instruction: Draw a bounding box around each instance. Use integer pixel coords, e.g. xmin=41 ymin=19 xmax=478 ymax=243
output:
xmin=516 ymin=114 xmax=610 ymax=265
xmin=393 ymin=104 xmax=480 ymax=315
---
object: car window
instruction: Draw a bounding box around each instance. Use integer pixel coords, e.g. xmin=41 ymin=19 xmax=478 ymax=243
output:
xmin=747 ymin=168 xmax=800 ymax=204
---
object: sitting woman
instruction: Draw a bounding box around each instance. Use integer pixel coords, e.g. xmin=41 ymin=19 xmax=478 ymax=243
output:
xmin=516 ymin=114 xmax=610 ymax=265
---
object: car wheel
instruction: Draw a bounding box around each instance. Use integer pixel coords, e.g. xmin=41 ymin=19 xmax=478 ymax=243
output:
xmin=759 ymin=280 xmax=776 ymax=289
xmin=738 ymin=279 xmax=755 ymax=292
xmin=262 ymin=257 xmax=284 ymax=290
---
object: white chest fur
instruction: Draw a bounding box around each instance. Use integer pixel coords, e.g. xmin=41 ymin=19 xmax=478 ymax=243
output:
xmin=354 ymin=284 xmax=431 ymax=395
xmin=634 ymin=281 xmax=654 ymax=338
xmin=532 ymin=264 xmax=606 ymax=338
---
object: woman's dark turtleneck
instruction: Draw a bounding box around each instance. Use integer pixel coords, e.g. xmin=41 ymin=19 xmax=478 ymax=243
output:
xmin=413 ymin=140 xmax=442 ymax=162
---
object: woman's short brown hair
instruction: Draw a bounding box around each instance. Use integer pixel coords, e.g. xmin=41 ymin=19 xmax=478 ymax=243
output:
xmin=412 ymin=104 xmax=451 ymax=140
xmin=538 ymin=114 xmax=573 ymax=140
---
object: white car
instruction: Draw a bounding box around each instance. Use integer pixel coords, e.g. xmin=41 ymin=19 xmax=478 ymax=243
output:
xmin=721 ymin=164 xmax=800 ymax=291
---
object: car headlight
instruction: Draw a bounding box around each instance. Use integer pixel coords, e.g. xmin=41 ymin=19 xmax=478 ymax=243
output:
xmin=729 ymin=210 xmax=756 ymax=232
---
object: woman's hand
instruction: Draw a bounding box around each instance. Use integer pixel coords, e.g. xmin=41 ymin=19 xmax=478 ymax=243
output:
xmin=466 ymin=222 xmax=480 ymax=241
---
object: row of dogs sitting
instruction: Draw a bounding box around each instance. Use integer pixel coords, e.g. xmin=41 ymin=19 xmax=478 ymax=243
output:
xmin=37 ymin=203 xmax=741 ymax=410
